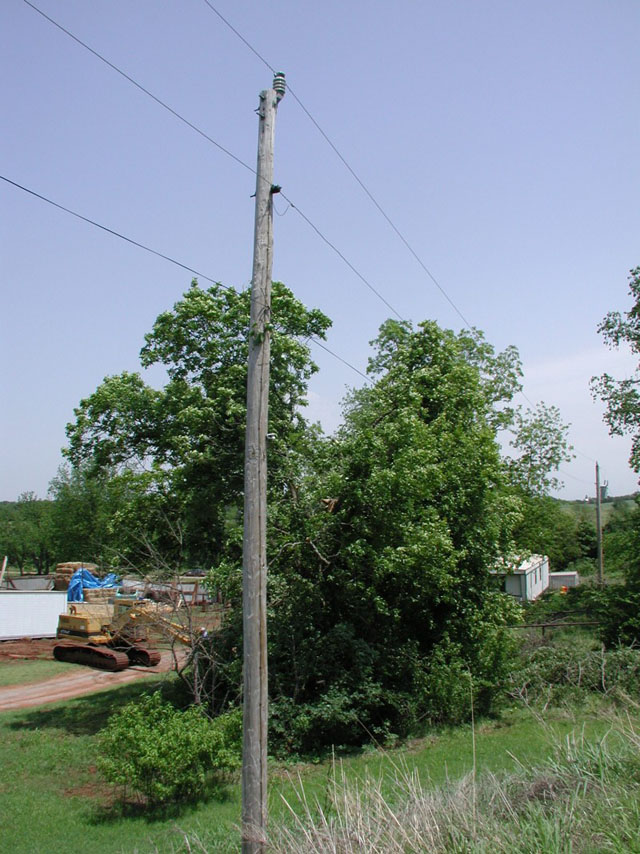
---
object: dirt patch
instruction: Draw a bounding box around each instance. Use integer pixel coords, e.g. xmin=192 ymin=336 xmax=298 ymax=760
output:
xmin=0 ymin=647 xmax=189 ymax=711
xmin=63 ymin=765 xmax=116 ymax=806
xmin=0 ymin=638 xmax=56 ymax=661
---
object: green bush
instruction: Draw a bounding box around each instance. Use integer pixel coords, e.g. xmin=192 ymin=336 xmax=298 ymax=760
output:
xmin=97 ymin=692 xmax=241 ymax=806
xmin=595 ymin=585 xmax=640 ymax=647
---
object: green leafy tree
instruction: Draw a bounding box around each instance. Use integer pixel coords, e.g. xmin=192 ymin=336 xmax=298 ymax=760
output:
xmin=587 ymin=267 xmax=640 ymax=640
xmin=48 ymin=466 xmax=123 ymax=566
xmin=591 ymin=266 xmax=640 ymax=472
xmin=210 ymin=320 xmax=523 ymax=752
xmin=0 ymin=493 xmax=55 ymax=574
xmin=512 ymin=497 xmax=597 ymax=571
xmin=63 ymin=280 xmax=330 ymax=570
xmin=503 ymin=399 xmax=576 ymax=565
xmin=602 ymin=500 xmax=637 ymax=578
xmin=507 ymin=403 xmax=574 ymax=496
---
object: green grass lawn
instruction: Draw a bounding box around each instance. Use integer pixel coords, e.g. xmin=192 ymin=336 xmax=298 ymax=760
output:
xmin=0 ymin=658 xmax=75 ymax=687
xmin=267 ymin=701 xmax=621 ymax=820
xmin=0 ymin=676 xmax=241 ymax=854
xmin=0 ymin=672 xmax=629 ymax=854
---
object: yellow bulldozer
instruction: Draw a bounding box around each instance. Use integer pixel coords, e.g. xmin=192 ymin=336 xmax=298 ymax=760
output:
xmin=54 ymin=599 xmax=194 ymax=671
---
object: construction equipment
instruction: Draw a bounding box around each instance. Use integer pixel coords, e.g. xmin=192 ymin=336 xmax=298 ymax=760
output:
xmin=53 ymin=599 xmax=194 ymax=672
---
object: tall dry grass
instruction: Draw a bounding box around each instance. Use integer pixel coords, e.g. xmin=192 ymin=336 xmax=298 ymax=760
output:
xmin=159 ymin=710 xmax=640 ymax=853
xmin=268 ymin=715 xmax=640 ymax=853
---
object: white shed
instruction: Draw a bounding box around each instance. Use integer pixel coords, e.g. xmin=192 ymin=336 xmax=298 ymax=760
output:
xmin=0 ymin=590 xmax=68 ymax=640
xmin=548 ymin=570 xmax=580 ymax=590
xmin=492 ymin=555 xmax=549 ymax=602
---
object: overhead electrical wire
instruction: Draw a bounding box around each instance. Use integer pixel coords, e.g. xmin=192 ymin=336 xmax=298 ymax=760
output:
xmin=20 ymin=0 xmax=404 ymax=323
xmin=575 ymin=448 xmax=598 ymax=464
xmin=200 ymin=0 xmax=276 ymax=75
xmin=16 ymin=1 xmax=604 ymax=480
xmin=21 ymin=0 xmax=255 ymax=176
xmin=196 ymin=0 xmax=601 ymax=460
xmin=1 ymin=174 xmax=222 ymax=287
xmin=309 ymin=337 xmax=370 ymax=383
xmin=197 ymin=0 xmax=607 ymax=481
xmin=198 ymin=0 xmax=471 ymax=330
xmin=280 ymin=199 xmax=402 ymax=320
xmin=558 ymin=467 xmax=593 ymax=487
xmin=0 ymin=173 xmax=371 ymax=385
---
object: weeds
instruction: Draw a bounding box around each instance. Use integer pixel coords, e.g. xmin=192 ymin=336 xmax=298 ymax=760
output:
xmin=506 ymin=643 xmax=640 ymax=707
xmin=266 ymin=715 xmax=640 ymax=853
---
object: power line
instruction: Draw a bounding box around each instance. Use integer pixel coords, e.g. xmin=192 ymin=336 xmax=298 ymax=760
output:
xmin=16 ymin=1 xmax=612 ymax=472
xmin=200 ymin=0 xmax=276 ymax=74
xmin=558 ymin=467 xmax=593 ymax=487
xmin=575 ymin=448 xmax=598 ymax=464
xmin=0 ymin=174 xmax=222 ymax=286
xmin=1 ymin=173 xmax=371 ymax=386
xmin=281 ymin=198 xmax=403 ymax=321
xmin=0 ymin=173 xmax=607 ymax=480
xmin=518 ymin=390 xmax=536 ymax=409
xmin=309 ymin=337 xmax=370 ymax=384
xmin=22 ymin=0 xmax=255 ymax=176
xmin=281 ymin=99 xmax=472 ymax=328
xmin=22 ymin=0 xmax=405 ymax=324
xmin=198 ymin=0 xmax=472 ymax=329
xmin=197 ymin=0 xmax=608 ymax=476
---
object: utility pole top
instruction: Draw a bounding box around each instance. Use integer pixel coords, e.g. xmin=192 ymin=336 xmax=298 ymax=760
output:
xmin=273 ymin=71 xmax=286 ymax=101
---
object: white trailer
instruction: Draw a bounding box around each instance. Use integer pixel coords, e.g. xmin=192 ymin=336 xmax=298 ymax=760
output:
xmin=492 ymin=555 xmax=550 ymax=602
xmin=0 ymin=590 xmax=68 ymax=640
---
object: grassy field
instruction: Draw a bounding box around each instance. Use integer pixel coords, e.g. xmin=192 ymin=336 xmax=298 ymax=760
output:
xmin=269 ymin=712 xmax=640 ymax=853
xmin=0 ymin=658 xmax=74 ymax=687
xmin=561 ymin=496 xmax=635 ymax=527
xmin=0 ymin=667 xmax=634 ymax=854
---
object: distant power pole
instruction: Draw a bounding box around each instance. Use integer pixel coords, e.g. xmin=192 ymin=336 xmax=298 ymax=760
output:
xmin=595 ymin=461 xmax=604 ymax=586
xmin=242 ymin=72 xmax=285 ymax=854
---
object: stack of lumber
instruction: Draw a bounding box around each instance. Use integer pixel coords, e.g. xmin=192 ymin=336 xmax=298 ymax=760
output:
xmin=53 ymin=561 xmax=98 ymax=590
xmin=84 ymin=587 xmax=115 ymax=603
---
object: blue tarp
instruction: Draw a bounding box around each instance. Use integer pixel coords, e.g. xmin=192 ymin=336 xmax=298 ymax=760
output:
xmin=67 ymin=568 xmax=120 ymax=602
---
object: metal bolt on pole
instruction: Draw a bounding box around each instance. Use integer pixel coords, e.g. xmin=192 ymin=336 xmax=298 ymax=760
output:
xmin=242 ymin=72 xmax=285 ymax=854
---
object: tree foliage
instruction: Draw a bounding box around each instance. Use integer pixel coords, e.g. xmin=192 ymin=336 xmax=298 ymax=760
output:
xmin=512 ymin=496 xmax=597 ymax=571
xmin=209 ymin=320 xmax=523 ymax=752
xmin=0 ymin=493 xmax=55 ymax=573
xmin=63 ymin=280 xmax=330 ymax=570
xmin=59 ymin=283 xmax=581 ymax=754
xmin=507 ymin=403 xmax=574 ymax=496
xmin=591 ymin=266 xmax=640 ymax=472
xmin=98 ymin=692 xmax=241 ymax=806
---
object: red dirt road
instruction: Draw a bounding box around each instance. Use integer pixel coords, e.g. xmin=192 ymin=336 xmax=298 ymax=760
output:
xmin=0 ymin=639 xmax=186 ymax=712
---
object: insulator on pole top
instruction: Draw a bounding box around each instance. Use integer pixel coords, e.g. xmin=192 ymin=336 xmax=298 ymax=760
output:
xmin=273 ymin=71 xmax=286 ymax=101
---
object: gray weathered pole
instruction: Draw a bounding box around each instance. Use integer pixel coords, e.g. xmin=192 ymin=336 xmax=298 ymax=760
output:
xmin=242 ymin=72 xmax=285 ymax=854
xmin=595 ymin=461 xmax=604 ymax=586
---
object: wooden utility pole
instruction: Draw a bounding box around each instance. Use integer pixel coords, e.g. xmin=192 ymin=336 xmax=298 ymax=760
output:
xmin=595 ymin=461 xmax=604 ymax=586
xmin=242 ymin=72 xmax=285 ymax=854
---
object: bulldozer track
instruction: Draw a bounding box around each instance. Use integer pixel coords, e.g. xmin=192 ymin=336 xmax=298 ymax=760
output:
xmin=53 ymin=642 xmax=131 ymax=671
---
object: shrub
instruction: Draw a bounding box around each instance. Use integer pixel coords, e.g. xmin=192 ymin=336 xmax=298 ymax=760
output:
xmin=596 ymin=585 xmax=640 ymax=647
xmin=97 ymin=692 xmax=241 ymax=806
xmin=507 ymin=644 xmax=640 ymax=704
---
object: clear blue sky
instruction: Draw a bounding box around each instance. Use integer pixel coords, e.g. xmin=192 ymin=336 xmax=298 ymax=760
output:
xmin=1 ymin=0 xmax=639 ymax=502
